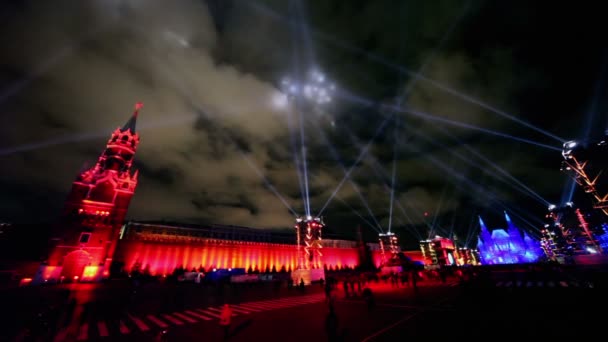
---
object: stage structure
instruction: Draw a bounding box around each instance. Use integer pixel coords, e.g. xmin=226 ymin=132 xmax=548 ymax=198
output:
xmin=292 ymin=216 xmax=325 ymax=285
xmin=378 ymin=232 xmax=399 ymax=266
xmin=542 ymin=203 xmax=604 ymax=259
xmin=420 ymin=236 xmax=457 ymax=266
xmin=541 ymin=204 xmax=574 ymax=259
xmin=561 ymin=138 xmax=608 ymax=217
xmin=539 ymin=224 xmax=559 ymax=261
xmin=34 ymin=103 xmax=143 ymax=283
xmin=575 ymin=208 xmax=603 ymax=254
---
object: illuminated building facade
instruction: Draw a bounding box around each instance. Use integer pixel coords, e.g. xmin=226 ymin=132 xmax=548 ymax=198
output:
xmin=419 ymin=236 xmax=463 ymax=266
xmin=477 ymin=213 xmax=544 ymax=265
xmin=114 ymin=222 xmax=361 ymax=276
xmin=36 ymin=103 xmax=143 ymax=283
xmin=456 ymin=247 xmax=481 ymax=266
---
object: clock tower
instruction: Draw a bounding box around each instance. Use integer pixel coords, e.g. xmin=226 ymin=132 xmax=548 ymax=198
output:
xmin=36 ymin=103 xmax=142 ymax=282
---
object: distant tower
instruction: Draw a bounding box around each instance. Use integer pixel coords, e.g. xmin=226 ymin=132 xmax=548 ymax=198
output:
xmin=40 ymin=103 xmax=143 ymax=283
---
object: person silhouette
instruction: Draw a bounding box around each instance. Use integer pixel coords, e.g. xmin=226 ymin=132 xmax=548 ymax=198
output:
xmin=325 ymin=305 xmax=339 ymax=341
xmin=219 ymin=304 xmax=233 ymax=340
xmin=362 ymin=287 xmax=375 ymax=313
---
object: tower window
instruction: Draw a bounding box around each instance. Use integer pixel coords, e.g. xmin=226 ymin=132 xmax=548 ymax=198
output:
xmin=79 ymin=233 xmax=91 ymax=244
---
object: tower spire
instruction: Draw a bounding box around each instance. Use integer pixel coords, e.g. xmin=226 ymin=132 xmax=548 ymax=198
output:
xmin=121 ymin=102 xmax=143 ymax=133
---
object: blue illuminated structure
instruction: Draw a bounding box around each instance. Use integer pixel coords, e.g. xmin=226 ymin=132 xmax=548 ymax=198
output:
xmin=477 ymin=212 xmax=544 ymax=264
xmin=598 ymin=223 xmax=608 ymax=252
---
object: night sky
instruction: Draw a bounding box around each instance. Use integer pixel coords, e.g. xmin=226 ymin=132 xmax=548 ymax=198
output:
xmin=1 ymin=1 xmax=607 ymax=248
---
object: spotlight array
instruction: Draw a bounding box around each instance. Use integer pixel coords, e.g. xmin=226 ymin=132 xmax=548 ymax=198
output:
xmin=281 ymin=69 xmax=336 ymax=106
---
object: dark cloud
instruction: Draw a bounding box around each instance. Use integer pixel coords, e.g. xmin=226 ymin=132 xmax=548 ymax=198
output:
xmin=134 ymin=161 xmax=179 ymax=186
xmin=1 ymin=0 xmax=607 ymax=249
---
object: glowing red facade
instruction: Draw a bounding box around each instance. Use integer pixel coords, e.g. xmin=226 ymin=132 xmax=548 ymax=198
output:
xmin=42 ymin=104 xmax=141 ymax=281
xmin=114 ymin=222 xmax=361 ymax=276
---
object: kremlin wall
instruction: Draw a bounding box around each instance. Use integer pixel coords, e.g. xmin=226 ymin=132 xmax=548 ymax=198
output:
xmin=115 ymin=221 xmax=366 ymax=277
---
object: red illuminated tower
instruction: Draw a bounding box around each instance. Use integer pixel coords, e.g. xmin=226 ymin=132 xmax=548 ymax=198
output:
xmin=292 ymin=216 xmax=325 ymax=285
xmin=294 ymin=216 xmax=324 ymax=269
xmin=36 ymin=103 xmax=142 ymax=283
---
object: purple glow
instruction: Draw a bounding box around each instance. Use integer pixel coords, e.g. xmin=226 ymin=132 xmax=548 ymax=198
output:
xmin=477 ymin=214 xmax=544 ymax=264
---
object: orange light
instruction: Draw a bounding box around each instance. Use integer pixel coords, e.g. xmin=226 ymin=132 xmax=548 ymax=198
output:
xmin=83 ymin=266 xmax=99 ymax=279
xmin=19 ymin=278 xmax=32 ymax=287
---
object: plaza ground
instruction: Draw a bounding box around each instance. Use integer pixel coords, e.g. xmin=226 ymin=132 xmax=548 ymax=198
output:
xmin=3 ymin=265 xmax=607 ymax=341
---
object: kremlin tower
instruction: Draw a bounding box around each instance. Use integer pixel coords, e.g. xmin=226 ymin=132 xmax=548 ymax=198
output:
xmin=35 ymin=103 xmax=142 ymax=283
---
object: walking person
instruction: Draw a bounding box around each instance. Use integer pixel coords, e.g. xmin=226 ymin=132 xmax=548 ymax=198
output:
xmin=362 ymin=287 xmax=375 ymax=313
xmin=342 ymin=279 xmax=349 ymax=298
xmin=325 ymin=305 xmax=339 ymax=341
xmin=324 ymin=278 xmax=333 ymax=301
xmin=219 ymin=304 xmax=233 ymax=340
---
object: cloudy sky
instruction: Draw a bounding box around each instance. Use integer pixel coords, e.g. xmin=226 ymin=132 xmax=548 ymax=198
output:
xmin=1 ymin=0 xmax=607 ymax=248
